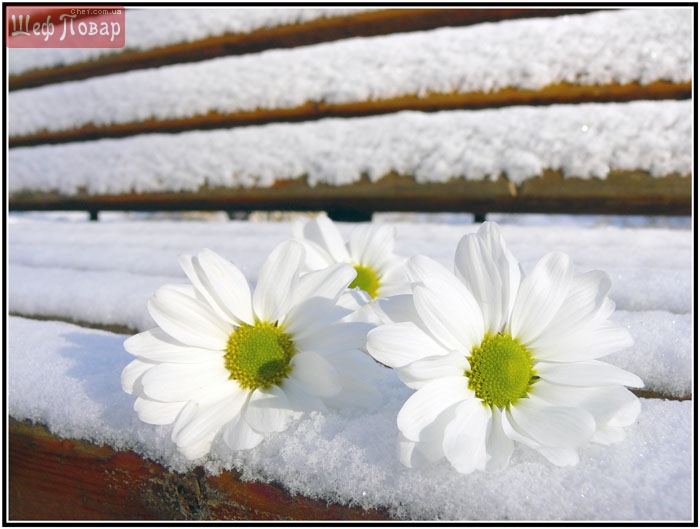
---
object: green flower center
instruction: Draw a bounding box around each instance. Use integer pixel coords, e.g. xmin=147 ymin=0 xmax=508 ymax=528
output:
xmin=465 ymin=333 xmax=537 ymax=409
xmin=224 ymin=321 xmax=296 ymax=390
xmin=349 ymin=264 xmax=380 ymax=299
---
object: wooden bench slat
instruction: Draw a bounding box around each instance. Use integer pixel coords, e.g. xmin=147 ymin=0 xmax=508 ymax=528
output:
xmin=8 ymin=170 xmax=692 ymax=217
xmin=9 ymin=80 xmax=690 ymax=148
xmin=9 ymin=418 xmax=390 ymax=521
xmin=9 ymin=9 xmax=691 ymax=145
xmin=9 ymin=8 xmax=600 ymax=92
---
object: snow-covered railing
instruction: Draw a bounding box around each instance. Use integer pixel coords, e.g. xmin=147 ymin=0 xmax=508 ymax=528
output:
xmin=7 ymin=7 xmax=693 ymax=220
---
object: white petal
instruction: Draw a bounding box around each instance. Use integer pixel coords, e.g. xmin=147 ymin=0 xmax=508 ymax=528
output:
xmin=349 ymin=224 xmax=395 ymax=271
xmin=173 ymin=392 xmax=247 ymax=448
xmin=337 ymin=289 xmax=370 ymax=313
xmin=475 ymin=222 xmax=522 ymax=321
xmin=171 ymin=399 xmax=198 ymax=440
xmin=253 ymin=241 xmax=304 ymax=323
xmin=536 ymin=360 xmax=644 ymax=388
xmin=397 ymin=376 xmax=470 ymax=442
xmin=442 ymin=399 xmax=491 ymax=474
xmin=408 ymin=255 xmax=485 ymax=343
xmin=294 ymin=321 xmax=373 ymax=356
xmin=177 ymin=430 xmax=218 ymax=460
xmin=347 ymin=224 xmax=374 ymax=264
xmin=222 ymin=404 xmax=265 ymax=451
xmin=281 ymin=376 xmax=327 ymax=413
xmin=407 ymin=254 xmax=460 ymax=290
xmin=533 ymin=320 xmax=634 ymax=362
xmin=124 ymin=328 xmax=222 ymax=364
xmin=121 ymin=358 xmax=156 ymax=394
xmin=178 ymin=253 xmax=235 ymax=326
xmin=288 ymin=351 xmax=341 ymax=398
xmin=408 ymin=256 xmax=485 ymax=350
xmin=294 ymin=238 xmax=336 ymax=271
xmin=500 ymin=408 xmax=540 ymax=449
xmin=597 ymin=296 xmax=616 ymax=319
xmin=245 ymin=385 xmax=297 ymax=433
xmin=413 ymin=283 xmax=483 ymax=353
xmin=530 ymin=382 xmax=641 ymax=428
xmin=535 ymin=270 xmax=612 ymax=340
xmin=281 ymin=296 xmax=352 ymax=342
xmin=535 ymin=446 xmax=580 ymax=466
xmin=324 ymin=376 xmax=382 ymax=410
xmin=141 ymin=360 xmax=231 ymax=402
xmin=374 ymin=263 xmax=411 ymax=299
xmin=484 ymin=406 xmax=515 ymax=472
xmin=366 ymin=322 xmax=449 ymax=368
xmin=592 ymin=426 xmax=626 ymax=445
xmin=166 ymin=283 xmax=199 ymax=298
xmin=134 ymin=397 xmax=185 ymax=425
xmin=320 ymin=351 xmax=383 ymax=409
xmin=292 ymin=263 xmax=356 ymax=306
xmin=508 ymin=252 xmax=573 ymax=344
xmin=507 ymin=399 xmax=596 ymax=448
xmin=398 ymin=351 xmax=469 ymax=390
xmin=607 ymin=391 xmax=642 ymax=428
xmin=454 ymin=234 xmax=505 ymax=334
xmin=196 ymin=248 xmax=255 ymax=325
xmin=324 ymin=349 xmax=384 ymax=381
xmin=302 ymin=213 xmax=351 ymax=263
xmin=373 ymin=294 xmax=424 ymax=326
xmin=148 ymin=285 xmax=231 ymax=350
xmin=397 ymin=433 xmax=444 ymax=469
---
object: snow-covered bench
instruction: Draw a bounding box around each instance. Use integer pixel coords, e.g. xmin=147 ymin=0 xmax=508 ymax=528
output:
xmin=7 ymin=6 xmax=694 ymax=522
xmin=8 ymin=7 xmax=692 ymax=221
xmin=7 ymin=219 xmax=694 ymax=520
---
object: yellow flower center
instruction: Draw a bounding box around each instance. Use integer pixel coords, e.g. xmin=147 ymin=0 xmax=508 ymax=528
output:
xmin=224 ymin=321 xmax=296 ymax=390
xmin=349 ymin=264 xmax=380 ymax=299
xmin=465 ymin=333 xmax=537 ymax=409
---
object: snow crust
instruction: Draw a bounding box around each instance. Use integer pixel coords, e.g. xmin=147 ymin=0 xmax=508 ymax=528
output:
xmin=8 ymin=100 xmax=692 ymax=197
xmin=7 ymin=313 xmax=692 ymax=520
xmin=7 ymin=216 xmax=693 ymax=520
xmin=8 ymin=9 xmax=692 ymax=138
xmin=8 ymin=7 xmax=372 ymax=75
xmin=8 ymin=217 xmax=693 ymax=398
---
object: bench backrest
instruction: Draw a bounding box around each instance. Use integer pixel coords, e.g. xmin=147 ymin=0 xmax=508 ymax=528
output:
xmin=8 ymin=7 xmax=693 ymax=220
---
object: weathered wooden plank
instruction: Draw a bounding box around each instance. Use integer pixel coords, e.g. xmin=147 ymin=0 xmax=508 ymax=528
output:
xmin=8 ymin=81 xmax=690 ymax=148
xmin=8 ymin=418 xmax=391 ymax=521
xmin=8 ymin=170 xmax=692 ymax=218
xmin=8 ymin=8 xmax=600 ymax=92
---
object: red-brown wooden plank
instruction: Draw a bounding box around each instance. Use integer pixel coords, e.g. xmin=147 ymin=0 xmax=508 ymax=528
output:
xmin=8 ymin=80 xmax=690 ymax=148
xmin=8 ymin=418 xmax=391 ymax=521
xmin=8 ymin=170 xmax=693 ymax=218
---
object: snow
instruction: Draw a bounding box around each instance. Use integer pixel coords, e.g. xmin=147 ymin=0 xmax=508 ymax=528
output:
xmin=6 ymin=215 xmax=693 ymax=520
xmin=607 ymin=311 xmax=692 ymax=399
xmin=7 ymin=311 xmax=693 ymax=520
xmin=8 ymin=218 xmax=693 ymax=309
xmin=6 ymin=3 xmax=693 ymax=519
xmin=7 ymin=217 xmax=693 ymax=403
xmin=8 ymin=7 xmax=373 ymax=76
xmin=8 ymin=9 xmax=692 ymax=138
xmin=8 ymin=100 xmax=693 ymax=197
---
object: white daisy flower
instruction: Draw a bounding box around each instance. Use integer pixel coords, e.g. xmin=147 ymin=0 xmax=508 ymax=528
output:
xmin=293 ymin=213 xmax=410 ymax=305
xmin=366 ymin=222 xmax=643 ymax=473
xmin=121 ymin=241 xmax=381 ymax=460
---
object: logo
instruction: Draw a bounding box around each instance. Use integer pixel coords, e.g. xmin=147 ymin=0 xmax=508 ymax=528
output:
xmin=6 ymin=5 xmax=125 ymax=48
